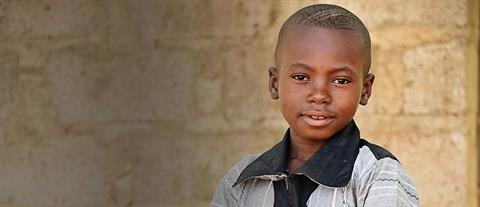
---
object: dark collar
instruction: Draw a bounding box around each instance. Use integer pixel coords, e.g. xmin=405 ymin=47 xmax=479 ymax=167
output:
xmin=234 ymin=120 xmax=360 ymax=187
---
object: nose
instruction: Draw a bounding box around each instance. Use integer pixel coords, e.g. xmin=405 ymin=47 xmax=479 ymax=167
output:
xmin=307 ymin=79 xmax=331 ymax=105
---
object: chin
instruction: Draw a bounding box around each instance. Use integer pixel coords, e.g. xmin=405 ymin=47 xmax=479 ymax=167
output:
xmin=298 ymin=128 xmax=335 ymax=141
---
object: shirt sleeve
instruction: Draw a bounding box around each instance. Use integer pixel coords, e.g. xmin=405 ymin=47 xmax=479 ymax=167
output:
xmin=210 ymin=173 xmax=240 ymax=207
xmin=361 ymin=158 xmax=419 ymax=207
xmin=210 ymin=155 xmax=258 ymax=207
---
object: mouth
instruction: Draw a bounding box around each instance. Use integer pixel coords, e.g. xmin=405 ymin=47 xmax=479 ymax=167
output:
xmin=306 ymin=115 xmax=329 ymax=120
xmin=300 ymin=111 xmax=334 ymax=127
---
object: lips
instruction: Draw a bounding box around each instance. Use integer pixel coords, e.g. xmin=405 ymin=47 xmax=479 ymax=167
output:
xmin=307 ymin=115 xmax=328 ymax=120
xmin=300 ymin=110 xmax=334 ymax=127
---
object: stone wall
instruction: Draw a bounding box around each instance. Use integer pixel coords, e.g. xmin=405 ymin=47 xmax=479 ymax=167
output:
xmin=0 ymin=0 xmax=477 ymax=207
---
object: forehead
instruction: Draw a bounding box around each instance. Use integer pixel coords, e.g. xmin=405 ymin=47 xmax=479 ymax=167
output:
xmin=279 ymin=25 xmax=365 ymax=75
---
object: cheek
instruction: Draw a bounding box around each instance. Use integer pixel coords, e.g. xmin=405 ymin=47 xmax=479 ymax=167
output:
xmin=332 ymin=87 xmax=362 ymax=111
xmin=278 ymin=82 xmax=305 ymax=114
xmin=277 ymin=76 xmax=291 ymax=99
xmin=279 ymin=89 xmax=302 ymax=111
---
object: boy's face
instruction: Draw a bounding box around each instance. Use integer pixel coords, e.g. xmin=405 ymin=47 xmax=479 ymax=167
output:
xmin=269 ymin=25 xmax=374 ymax=143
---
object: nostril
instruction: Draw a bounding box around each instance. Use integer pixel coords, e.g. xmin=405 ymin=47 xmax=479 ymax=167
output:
xmin=307 ymin=92 xmax=331 ymax=104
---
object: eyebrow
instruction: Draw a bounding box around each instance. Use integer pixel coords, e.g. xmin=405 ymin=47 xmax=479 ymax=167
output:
xmin=287 ymin=63 xmax=358 ymax=76
xmin=288 ymin=63 xmax=312 ymax=70
xmin=329 ymin=67 xmax=358 ymax=76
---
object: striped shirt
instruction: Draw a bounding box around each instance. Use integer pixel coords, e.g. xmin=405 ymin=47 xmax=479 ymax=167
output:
xmin=211 ymin=121 xmax=419 ymax=207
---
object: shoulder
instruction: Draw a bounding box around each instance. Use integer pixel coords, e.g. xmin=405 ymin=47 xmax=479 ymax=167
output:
xmin=352 ymin=139 xmax=419 ymax=206
xmin=222 ymin=154 xmax=259 ymax=187
xmin=211 ymin=154 xmax=260 ymax=206
xmin=359 ymin=139 xmax=398 ymax=161
xmin=353 ymin=139 xmax=400 ymax=179
xmin=354 ymin=139 xmax=413 ymax=182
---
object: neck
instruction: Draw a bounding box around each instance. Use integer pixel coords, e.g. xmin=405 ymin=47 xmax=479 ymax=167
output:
xmin=290 ymin=138 xmax=324 ymax=160
xmin=288 ymin=135 xmax=325 ymax=170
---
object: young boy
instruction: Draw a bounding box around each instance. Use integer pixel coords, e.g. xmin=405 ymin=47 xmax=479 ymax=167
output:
xmin=211 ymin=4 xmax=419 ymax=207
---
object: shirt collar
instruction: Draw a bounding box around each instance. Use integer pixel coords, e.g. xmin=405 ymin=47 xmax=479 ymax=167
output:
xmin=234 ymin=120 xmax=360 ymax=187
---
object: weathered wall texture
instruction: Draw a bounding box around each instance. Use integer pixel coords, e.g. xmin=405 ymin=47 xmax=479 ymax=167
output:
xmin=0 ymin=0 xmax=477 ymax=207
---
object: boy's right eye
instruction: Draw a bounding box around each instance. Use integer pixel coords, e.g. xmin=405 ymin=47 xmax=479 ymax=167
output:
xmin=292 ymin=74 xmax=309 ymax=81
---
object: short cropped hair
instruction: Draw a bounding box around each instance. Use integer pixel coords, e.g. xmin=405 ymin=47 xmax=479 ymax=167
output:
xmin=275 ymin=4 xmax=371 ymax=73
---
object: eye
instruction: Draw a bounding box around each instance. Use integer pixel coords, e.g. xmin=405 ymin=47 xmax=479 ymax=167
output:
xmin=332 ymin=78 xmax=351 ymax=84
xmin=292 ymin=74 xmax=310 ymax=81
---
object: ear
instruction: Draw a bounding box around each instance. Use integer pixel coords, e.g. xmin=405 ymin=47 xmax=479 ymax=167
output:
xmin=268 ymin=67 xmax=279 ymax=99
xmin=359 ymin=73 xmax=375 ymax=105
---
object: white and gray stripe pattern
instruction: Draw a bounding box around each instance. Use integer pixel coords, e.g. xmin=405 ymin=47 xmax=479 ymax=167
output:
xmin=211 ymin=146 xmax=419 ymax=207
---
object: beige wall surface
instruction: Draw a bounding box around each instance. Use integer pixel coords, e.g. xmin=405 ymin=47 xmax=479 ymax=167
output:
xmin=0 ymin=0 xmax=477 ymax=207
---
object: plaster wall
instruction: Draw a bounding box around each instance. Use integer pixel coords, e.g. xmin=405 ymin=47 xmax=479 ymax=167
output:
xmin=0 ymin=0 xmax=476 ymax=206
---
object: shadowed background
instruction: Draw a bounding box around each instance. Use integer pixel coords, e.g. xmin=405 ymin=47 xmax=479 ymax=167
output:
xmin=0 ymin=0 xmax=478 ymax=206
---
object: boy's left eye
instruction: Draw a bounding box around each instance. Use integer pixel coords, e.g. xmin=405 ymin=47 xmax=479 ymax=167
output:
xmin=332 ymin=78 xmax=351 ymax=84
